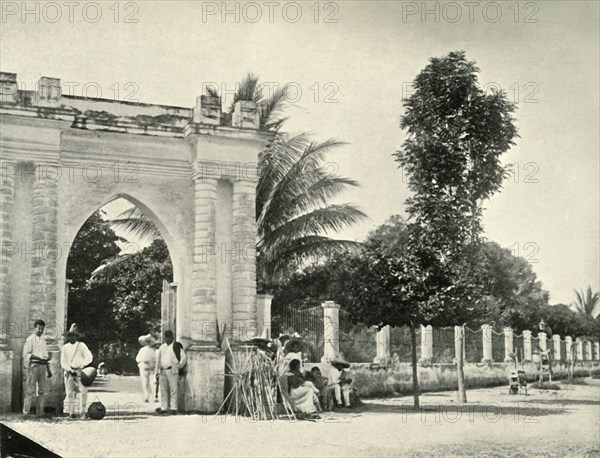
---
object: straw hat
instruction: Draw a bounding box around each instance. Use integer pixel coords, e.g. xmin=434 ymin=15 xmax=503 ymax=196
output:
xmin=331 ymin=357 xmax=351 ymax=369
xmin=138 ymin=334 xmax=156 ymax=346
xmin=65 ymin=323 xmax=84 ymax=339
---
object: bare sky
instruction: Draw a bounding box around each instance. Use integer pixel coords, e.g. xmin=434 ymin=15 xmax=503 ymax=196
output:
xmin=1 ymin=0 xmax=598 ymax=305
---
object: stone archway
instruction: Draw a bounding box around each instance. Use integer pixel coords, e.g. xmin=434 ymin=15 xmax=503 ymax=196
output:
xmin=0 ymin=72 xmax=269 ymax=413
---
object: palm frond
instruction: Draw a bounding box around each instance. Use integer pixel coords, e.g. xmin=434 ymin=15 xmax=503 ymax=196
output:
xmin=110 ymin=206 xmax=160 ymax=242
xmin=260 ymin=204 xmax=367 ymax=262
xmin=89 ymin=253 xmax=134 ymax=283
xmin=260 ymin=86 xmax=289 ymax=131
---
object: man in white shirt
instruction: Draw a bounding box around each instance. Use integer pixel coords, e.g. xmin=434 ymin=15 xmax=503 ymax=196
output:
xmin=327 ymin=359 xmax=352 ymax=408
xmin=61 ymin=324 xmax=93 ymax=419
xmin=22 ymin=319 xmax=51 ymax=417
xmin=136 ymin=334 xmax=157 ymax=402
xmin=154 ymin=330 xmax=186 ymax=415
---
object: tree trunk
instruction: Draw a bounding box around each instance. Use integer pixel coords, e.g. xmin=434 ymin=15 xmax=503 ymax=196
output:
xmin=410 ymin=324 xmax=420 ymax=410
xmin=456 ymin=325 xmax=467 ymax=404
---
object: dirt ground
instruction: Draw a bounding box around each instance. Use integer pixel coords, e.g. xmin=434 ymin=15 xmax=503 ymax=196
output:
xmin=2 ymin=375 xmax=599 ymax=457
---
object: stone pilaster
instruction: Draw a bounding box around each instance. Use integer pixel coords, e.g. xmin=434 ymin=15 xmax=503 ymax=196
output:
xmin=594 ymin=342 xmax=600 ymax=361
xmin=523 ymin=330 xmax=532 ymax=362
xmin=374 ymin=325 xmax=391 ymax=364
xmin=321 ymin=301 xmax=340 ymax=362
xmin=503 ymin=327 xmax=514 ymax=362
xmin=0 ymin=160 xmax=16 ymax=348
xmin=419 ymin=325 xmax=433 ymax=365
xmin=481 ymin=324 xmax=493 ymax=363
xmin=191 ymin=173 xmax=218 ymax=344
xmin=30 ymin=175 xmax=62 ymax=412
xmin=552 ymin=335 xmax=561 ymax=361
xmin=232 ymin=180 xmax=257 ymax=342
xmin=30 ymin=177 xmax=59 ymax=327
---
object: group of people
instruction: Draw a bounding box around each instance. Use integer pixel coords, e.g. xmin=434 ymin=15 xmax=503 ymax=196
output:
xmin=278 ymin=335 xmax=360 ymax=415
xmin=135 ymin=330 xmax=187 ymax=415
xmin=23 ymin=320 xmax=93 ymax=419
xmin=22 ymin=318 xmax=187 ymax=419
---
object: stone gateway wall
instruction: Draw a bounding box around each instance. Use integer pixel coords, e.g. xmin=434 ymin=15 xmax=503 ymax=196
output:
xmin=0 ymin=72 xmax=270 ymax=413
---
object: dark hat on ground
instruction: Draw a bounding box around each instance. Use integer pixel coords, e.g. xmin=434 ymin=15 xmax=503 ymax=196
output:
xmin=284 ymin=337 xmax=305 ymax=353
xmin=245 ymin=336 xmax=276 ymax=355
xmin=65 ymin=323 xmax=84 ymax=338
xmin=331 ymin=358 xmax=351 ymax=369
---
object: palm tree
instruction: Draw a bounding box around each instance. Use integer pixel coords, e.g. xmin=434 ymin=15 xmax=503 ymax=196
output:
xmin=93 ymin=74 xmax=367 ymax=291
xmin=571 ymin=286 xmax=600 ymax=318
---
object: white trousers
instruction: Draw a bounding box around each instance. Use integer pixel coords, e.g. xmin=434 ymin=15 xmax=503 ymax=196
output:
xmin=139 ymin=369 xmax=156 ymax=401
xmin=331 ymin=383 xmax=351 ymax=407
xmin=159 ymin=371 xmax=178 ymax=411
xmin=64 ymin=372 xmax=87 ymax=415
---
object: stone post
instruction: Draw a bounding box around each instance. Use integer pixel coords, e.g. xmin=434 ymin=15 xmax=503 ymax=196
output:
xmin=503 ymin=327 xmax=514 ymax=362
xmin=256 ymin=294 xmax=273 ymax=339
xmin=419 ymin=325 xmax=433 ymax=365
xmin=538 ymin=332 xmax=547 ymax=353
xmin=232 ymin=101 xmax=259 ymax=129
xmin=374 ymin=325 xmax=391 ymax=364
xmin=523 ymin=330 xmax=533 ymax=362
xmin=594 ymin=342 xmax=600 ymax=361
xmin=576 ymin=338 xmax=584 ymax=360
xmin=194 ymin=95 xmax=221 ymax=125
xmin=585 ymin=341 xmax=592 ymax=361
xmin=481 ymin=324 xmax=493 ymax=363
xmin=321 ymin=301 xmax=340 ymax=363
xmin=552 ymin=335 xmax=561 ymax=361
xmin=565 ymin=336 xmax=573 ymax=361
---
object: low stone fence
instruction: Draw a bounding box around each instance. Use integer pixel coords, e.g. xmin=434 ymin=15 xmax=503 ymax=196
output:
xmin=305 ymin=360 xmax=600 ymax=398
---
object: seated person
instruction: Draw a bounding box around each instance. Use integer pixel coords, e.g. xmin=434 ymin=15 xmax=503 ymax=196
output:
xmin=327 ymin=359 xmax=352 ymax=408
xmin=287 ymin=359 xmax=320 ymax=414
xmin=305 ymin=367 xmax=328 ymax=407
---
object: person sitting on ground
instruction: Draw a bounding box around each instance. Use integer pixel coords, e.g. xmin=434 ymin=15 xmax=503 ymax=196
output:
xmin=305 ymin=366 xmax=328 ymax=409
xmin=327 ymin=358 xmax=352 ymax=409
xmin=287 ymin=359 xmax=320 ymax=414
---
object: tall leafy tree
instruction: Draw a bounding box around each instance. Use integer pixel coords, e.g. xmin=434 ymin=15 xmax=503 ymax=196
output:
xmin=393 ymin=51 xmax=518 ymax=404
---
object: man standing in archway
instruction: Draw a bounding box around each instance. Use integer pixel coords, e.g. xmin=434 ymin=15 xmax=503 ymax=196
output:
xmin=22 ymin=319 xmax=51 ymax=417
xmin=155 ymin=330 xmax=186 ymax=415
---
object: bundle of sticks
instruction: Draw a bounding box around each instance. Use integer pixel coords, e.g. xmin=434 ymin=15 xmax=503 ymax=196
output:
xmin=216 ymin=338 xmax=296 ymax=421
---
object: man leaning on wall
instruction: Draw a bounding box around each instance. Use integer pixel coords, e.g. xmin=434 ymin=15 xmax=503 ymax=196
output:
xmin=22 ymin=319 xmax=52 ymax=418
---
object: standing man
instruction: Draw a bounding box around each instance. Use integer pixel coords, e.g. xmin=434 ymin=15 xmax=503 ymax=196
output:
xmin=61 ymin=324 xmax=93 ymax=419
xmin=136 ymin=333 xmax=157 ymax=403
xmin=154 ymin=330 xmax=186 ymax=415
xmin=22 ymin=319 xmax=51 ymax=417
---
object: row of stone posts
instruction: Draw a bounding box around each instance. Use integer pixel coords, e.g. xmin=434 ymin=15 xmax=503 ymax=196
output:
xmin=377 ymin=324 xmax=600 ymax=364
xmin=258 ymin=300 xmax=600 ymax=364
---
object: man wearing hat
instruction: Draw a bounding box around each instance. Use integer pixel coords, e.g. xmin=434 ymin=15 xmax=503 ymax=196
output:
xmin=327 ymin=358 xmax=352 ymax=408
xmin=136 ymin=334 xmax=157 ymax=403
xmin=60 ymin=323 xmax=93 ymax=419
